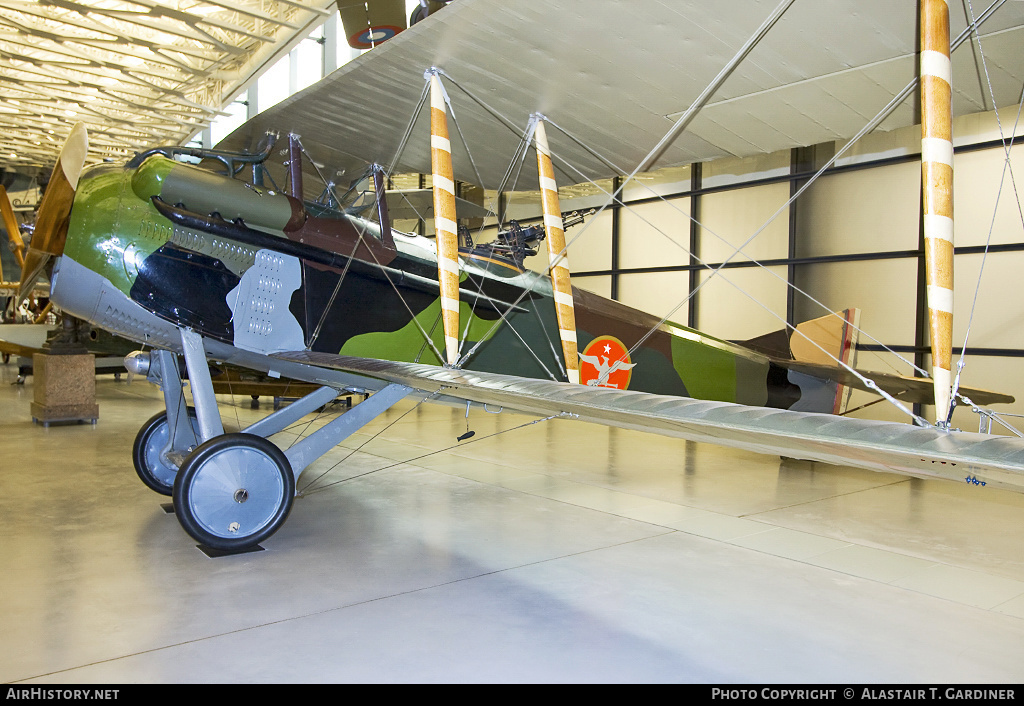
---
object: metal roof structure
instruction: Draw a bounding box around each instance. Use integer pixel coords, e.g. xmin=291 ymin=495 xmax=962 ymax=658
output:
xmin=217 ymin=0 xmax=1024 ymax=192
xmin=0 ymin=0 xmax=336 ymax=175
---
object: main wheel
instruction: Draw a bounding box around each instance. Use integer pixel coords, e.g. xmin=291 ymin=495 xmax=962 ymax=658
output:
xmin=172 ymin=434 xmax=294 ymax=551
xmin=132 ymin=407 xmax=200 ymax=495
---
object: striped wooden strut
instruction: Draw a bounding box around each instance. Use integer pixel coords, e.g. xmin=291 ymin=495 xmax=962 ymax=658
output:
xmin=429 ymin=74 xmax=461 ymax=366
xmin=920 ymin=0 xmax=954 ymax=422
xmin=534 ymin=119 xmax=580 ymax=384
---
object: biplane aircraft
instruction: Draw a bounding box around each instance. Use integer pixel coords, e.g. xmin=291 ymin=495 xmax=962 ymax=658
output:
xmin=13 ymin=0 xmax=1024 ymax=551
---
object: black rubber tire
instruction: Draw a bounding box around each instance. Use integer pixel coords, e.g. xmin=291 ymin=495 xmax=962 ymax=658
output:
xmin=132 ymin=407 xmax=198 ymax=496
xmin=172 ymin=433 xmax=294 ymax=551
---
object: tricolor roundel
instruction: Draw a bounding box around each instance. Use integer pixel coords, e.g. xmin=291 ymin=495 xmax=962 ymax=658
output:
xmin=349 ymin=25 xmax=403 ymax=48
xmin=579 ymin=335 xmax=636 ymax=389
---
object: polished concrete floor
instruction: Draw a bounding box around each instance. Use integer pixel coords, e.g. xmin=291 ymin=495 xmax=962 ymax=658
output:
xmin=3 ymin=361 xmax=1024 ymax=683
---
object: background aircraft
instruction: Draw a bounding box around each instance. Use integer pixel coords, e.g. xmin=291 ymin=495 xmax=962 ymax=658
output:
xmin=336 ymin=0 xmax=451 ymax=49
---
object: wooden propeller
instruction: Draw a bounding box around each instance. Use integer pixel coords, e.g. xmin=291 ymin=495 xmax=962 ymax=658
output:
xmin=17 ymin=122 xmax=88 ymax=304
xmin=0 ymin=185 xmax=26 ymax=277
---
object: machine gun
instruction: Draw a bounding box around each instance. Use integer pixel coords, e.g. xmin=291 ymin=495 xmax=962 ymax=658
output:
xmin=480 ymin=208 xmax=595 ymax=268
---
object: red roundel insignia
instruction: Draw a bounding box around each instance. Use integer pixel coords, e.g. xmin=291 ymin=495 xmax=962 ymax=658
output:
xmin=579 ymin=335 xmax=635 ymax=389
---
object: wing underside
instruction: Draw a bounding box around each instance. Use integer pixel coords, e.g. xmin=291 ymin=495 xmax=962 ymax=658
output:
xmin=273 ymin=352 xmax=1024 ymax=493
xmin=216 ymin=0 xmax=1024 ymax=193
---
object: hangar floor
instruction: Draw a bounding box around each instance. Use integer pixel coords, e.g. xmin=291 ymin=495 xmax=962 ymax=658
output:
xmin=2 ymin=362 xmax=1024 ymax=683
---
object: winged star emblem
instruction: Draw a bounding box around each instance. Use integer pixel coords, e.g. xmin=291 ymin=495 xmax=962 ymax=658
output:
xmin=578 ymin=337 xmax=636 ymax=389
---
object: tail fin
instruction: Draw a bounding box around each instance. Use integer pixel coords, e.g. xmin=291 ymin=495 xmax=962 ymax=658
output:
xmin=790 ymin=308 xmax=861 ymax=413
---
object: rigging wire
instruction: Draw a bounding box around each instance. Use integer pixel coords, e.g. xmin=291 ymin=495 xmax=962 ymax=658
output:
xmin=296 ymin=390 xmax=441 ymax=496
xmin=357 ymin=221 xmax=448 ymax=365
xmin=545 ymin=123 xmax=899 ymax=362
xmin=307 ymin=230 xmax=368 ymax=350
xmin=538 ymin=117 xmax=933 ymax=426
xmin=433 ymin=69 xmax=931 ymax=414
xmin=549 ymin=0 xmax=1008 ymax=378
xmin=386 ymin=78 xmax=431 ymax=179
xmin=378 ymin=71 xmax=522 ymax=366
xmin=298 ymin=402 xmax=567 ymax=497
xmin=508 ymin=2 xmax=1014 ymax=424
xmin=948 ymin=0 xmax=1024 ymax=419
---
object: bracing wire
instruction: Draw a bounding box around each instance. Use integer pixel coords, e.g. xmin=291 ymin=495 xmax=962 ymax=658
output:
xmin=433 ymin=68 xmax=930 ymax=411
xmin=948 ymin=0 xmax=1024 ymax=415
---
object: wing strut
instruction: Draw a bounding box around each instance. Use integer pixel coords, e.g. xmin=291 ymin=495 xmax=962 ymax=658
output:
xmin=534 ymin=117 xmax=580 ymax=384
xmin=429 ymin=71 xmax=461 ymax=367
xmin=921 ymin=0 xmax=955 ymax=423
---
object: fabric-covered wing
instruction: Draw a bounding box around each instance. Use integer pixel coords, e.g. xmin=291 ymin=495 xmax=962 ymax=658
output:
xmin=337 ymin=0 xmax=407 ymax=49
xmin=274 ymin=352 xmax=1024 ymax=493
xmin=216 ymin=0 xmax=1024 ymax=193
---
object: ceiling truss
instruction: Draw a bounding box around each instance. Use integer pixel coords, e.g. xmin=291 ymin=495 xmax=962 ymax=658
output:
xmin=0 ymin=0 xmax=335 ymax=176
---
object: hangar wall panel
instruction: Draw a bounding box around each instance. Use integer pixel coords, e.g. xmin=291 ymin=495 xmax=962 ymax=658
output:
xmin=574 ymin=275 xmax=613 ymax=300
xmin=618 ymin=198 xmax=691 ymax=269
xmin=794 ymin=162 xmax=920 ymax=257
xmin=952 ymin=252 xmax=1024 ymax=349
xmin=566 ymin=208 xmax=614 ymax=272
xmin=620 ymin=165 xmax=692 ymax=202
xmin=617 ymin=271 xmax=690 ymax=325
xmin=524 ymin=208 xmax=613 ymax=275
xmin=698 ymin=183 xmax=791 ymax=264
xmin=953 ymin=145 xmax=1024 ymax=247
xmin=792 ymin=259 xmax=918 ymax=348
xmin=694 ymin=265 xmax=788 ymax=341
xmin=701 ymin=150 xmax=790 ymax=189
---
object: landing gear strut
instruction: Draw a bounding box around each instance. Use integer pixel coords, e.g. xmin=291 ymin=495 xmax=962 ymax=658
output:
xmin=127 ymin=327 xmax=412 ymax=551
xmin=132 ymin=407 xmax=199 ymax=495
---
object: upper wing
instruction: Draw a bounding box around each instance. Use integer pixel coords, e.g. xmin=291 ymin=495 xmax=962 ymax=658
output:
xmin=273 ymin=351 xmax=1024 ymax=493
xmin=337 ymin=0 xmax=407 ymax=49
xmin=217 ymin=0 xmax=1024 ymax=192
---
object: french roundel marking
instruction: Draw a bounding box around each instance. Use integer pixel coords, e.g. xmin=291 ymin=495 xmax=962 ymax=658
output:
xmin=350 ymin=25 xmax=403 ymax=48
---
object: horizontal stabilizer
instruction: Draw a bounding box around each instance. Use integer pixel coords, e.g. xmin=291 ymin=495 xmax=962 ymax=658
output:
xmin=782 ymin=360 xmax=1014 ymax=407
xmin=742 ymin=309 xmax=1011 ymax=408
xmin=273 ymin=352 xmax=1024 ymax=494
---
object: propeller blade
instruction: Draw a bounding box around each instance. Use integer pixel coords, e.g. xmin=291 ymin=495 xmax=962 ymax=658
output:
xmin=18 ymin=122 xmax=88 ymax=303
xmin=0 ymin=185 xmax=25 ymax=271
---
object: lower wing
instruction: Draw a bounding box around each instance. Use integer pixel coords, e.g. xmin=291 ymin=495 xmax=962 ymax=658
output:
xmin=273 ymin=352 xmax=1024 ymax=493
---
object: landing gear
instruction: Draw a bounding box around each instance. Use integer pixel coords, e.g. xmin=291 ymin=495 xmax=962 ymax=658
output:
xmin=128 ymin=327 xmax=412 ymax=551
xmin=132 ymin=407 xmax=199 ymax=495
xmin=172 ymin=433 xmax=294 ymax=551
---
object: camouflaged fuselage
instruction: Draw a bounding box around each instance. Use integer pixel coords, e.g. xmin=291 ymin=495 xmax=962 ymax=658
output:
xmin=54 ymin=156 xmax=835 ymax=412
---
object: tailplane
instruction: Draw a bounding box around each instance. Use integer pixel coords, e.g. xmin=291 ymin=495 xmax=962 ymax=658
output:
xmin=740 ymin=308 xmax=861 ymax=414
xmin=790 ymin=308 xmax=861 ymax=413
